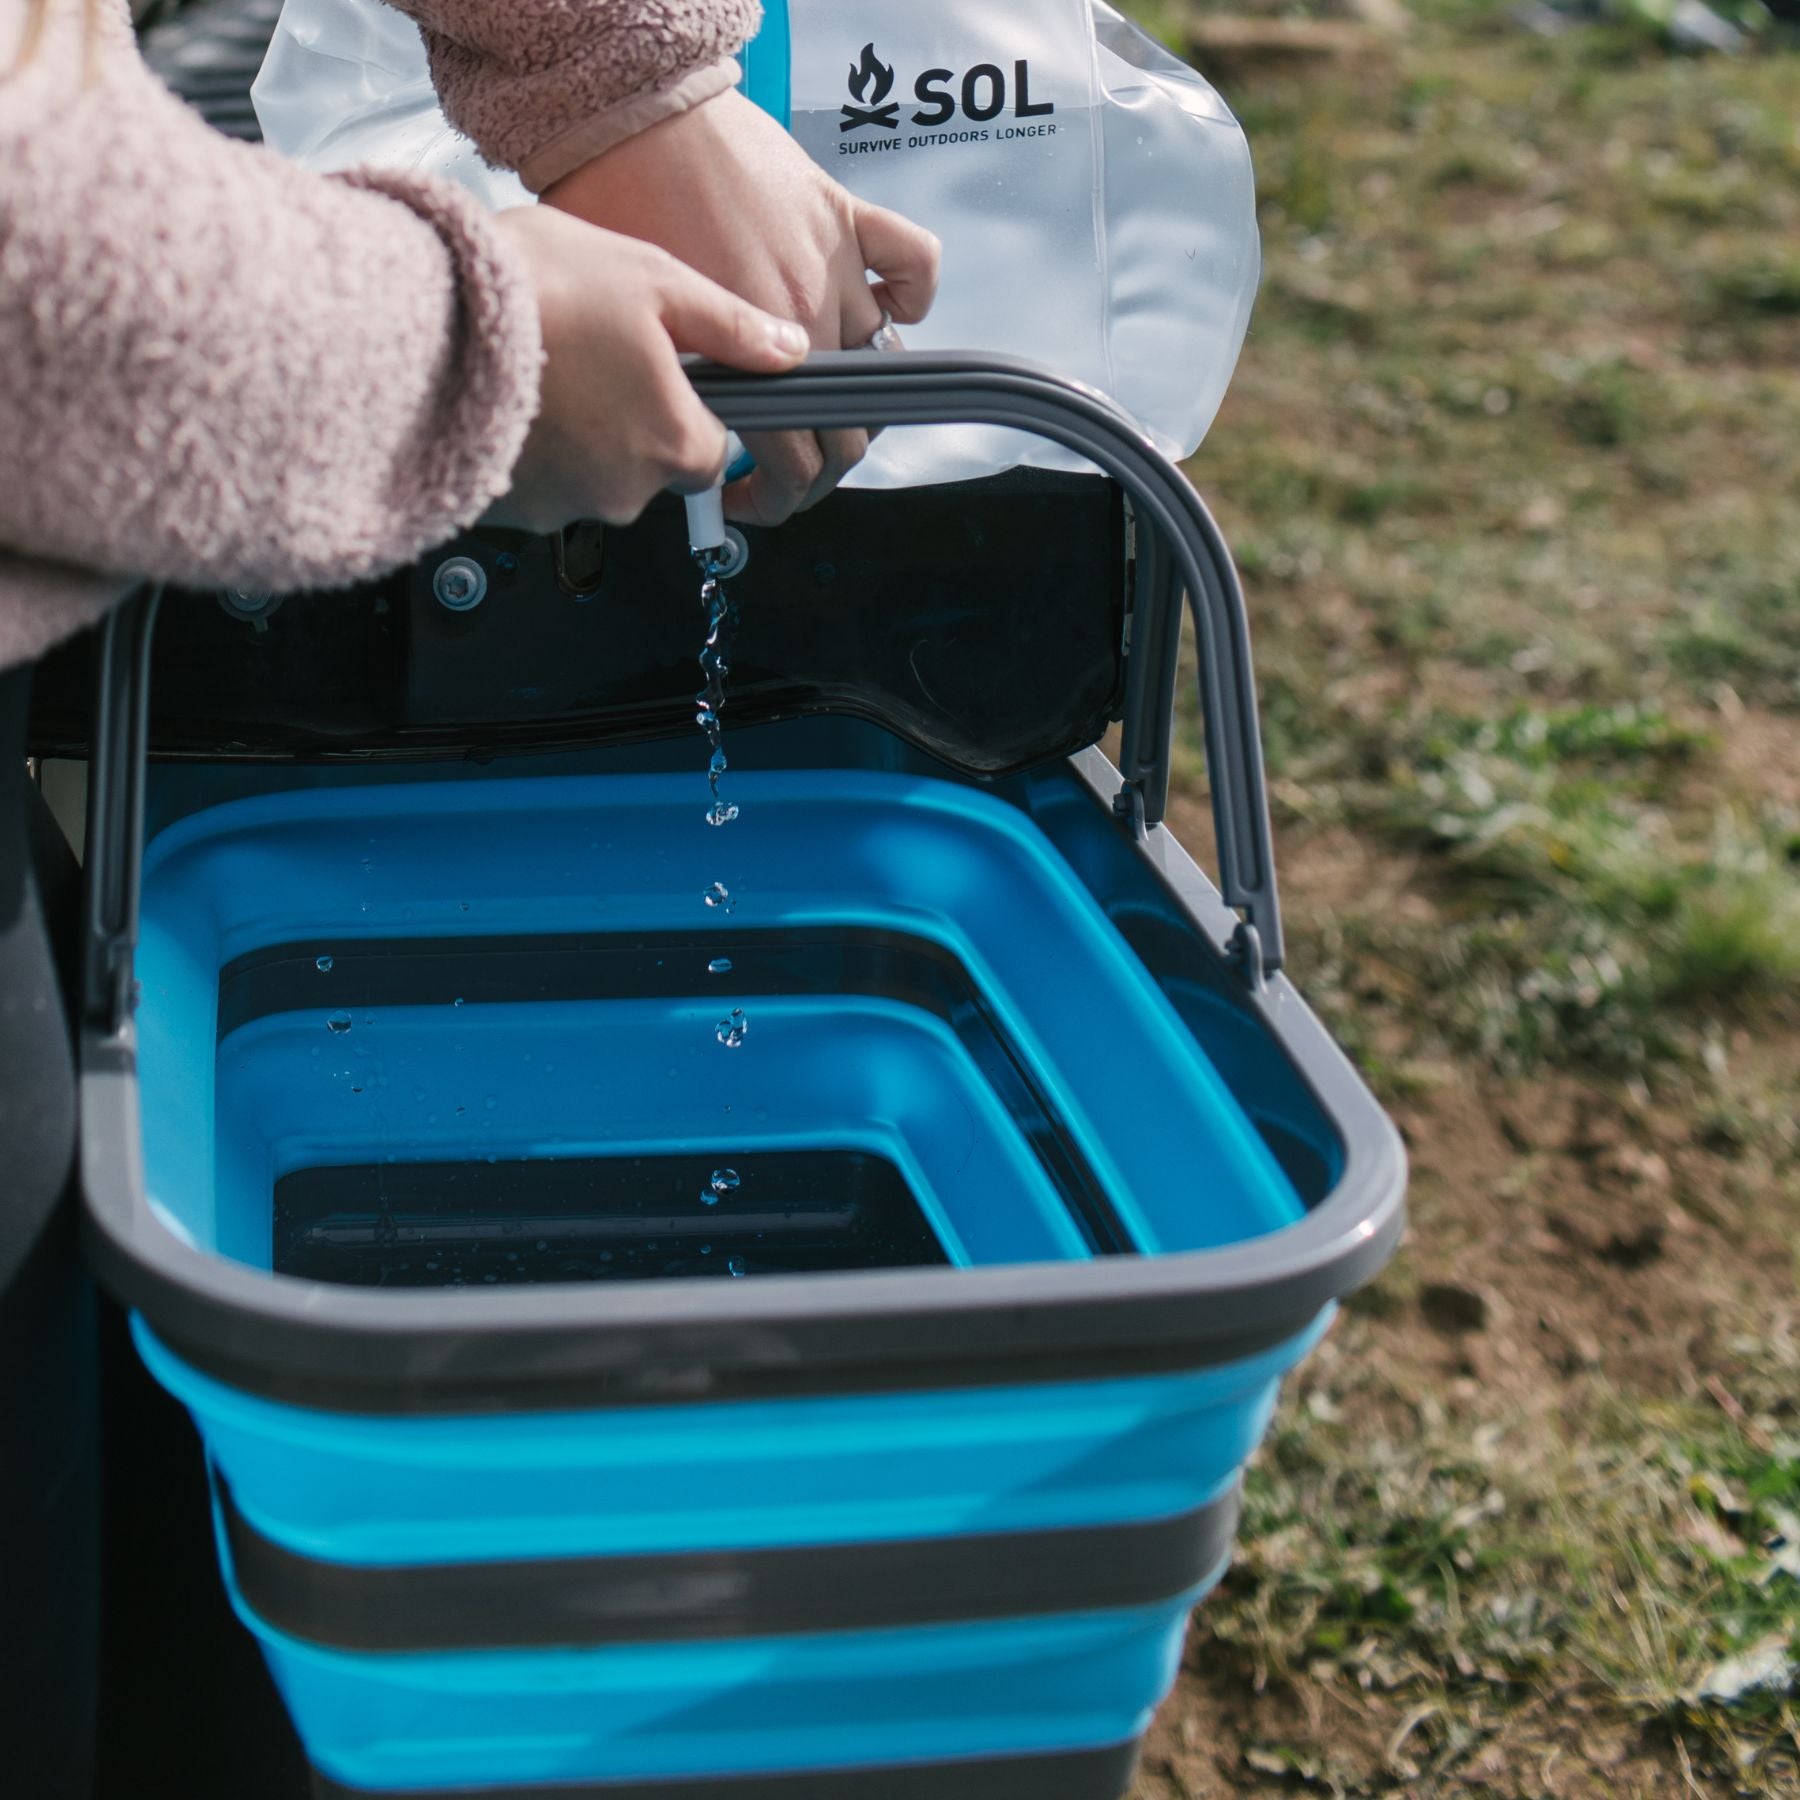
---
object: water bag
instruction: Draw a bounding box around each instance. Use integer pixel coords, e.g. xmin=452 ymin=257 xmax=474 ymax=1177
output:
xmin=249 ymin=0 xmax=1260 ymax=486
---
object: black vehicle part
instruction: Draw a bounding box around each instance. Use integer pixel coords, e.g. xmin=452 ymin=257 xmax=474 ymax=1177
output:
xmin=27 ymin=471 xmax=1126 ymax=782
xmin=141 ymin=0 xmax=282 ymax=141
xmin=76 ymin=356 xmax=1403 ymax=1418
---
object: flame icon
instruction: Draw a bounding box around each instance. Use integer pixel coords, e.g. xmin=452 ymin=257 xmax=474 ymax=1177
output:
xmin=847 ymin=43 xmax=895 ymax=107
xmin=840 ymin=42 xmax=901 ymax=131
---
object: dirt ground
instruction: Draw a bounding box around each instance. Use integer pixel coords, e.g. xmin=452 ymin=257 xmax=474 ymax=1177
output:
xmin=1115 ymin=0 xmax=1799 ymax=1791
xmin=1139 ymin=803 xmax=1797 ymax=1798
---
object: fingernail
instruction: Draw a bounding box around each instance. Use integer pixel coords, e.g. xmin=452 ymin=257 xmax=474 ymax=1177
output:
xmin=771 ymin=320 xmax=810 ymax=356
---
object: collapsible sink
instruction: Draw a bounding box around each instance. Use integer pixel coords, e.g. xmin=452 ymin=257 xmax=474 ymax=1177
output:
xmin=74 ymin=357 xmax=1406 ymax=1799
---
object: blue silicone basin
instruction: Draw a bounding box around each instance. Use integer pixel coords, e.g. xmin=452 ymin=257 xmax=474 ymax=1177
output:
xmin=222 ymin=1574 xmax=1210 ymax=1794
xmin=136 ymin=1314 xmax=1323 ymax=1564
xmin=136 ymin=1310 xmax=1325 ymax=1790
xmin=212 ymin=997 xmax=1092 ymax=1273
xmin=136 ymin=767 xmax=1303 ymax=1267
xmin=125 ymin=761 xmax=1331 ymax=1794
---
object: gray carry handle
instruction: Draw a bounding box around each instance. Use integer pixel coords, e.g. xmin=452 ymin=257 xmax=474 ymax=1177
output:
xmin=691 ymin=352 xmax=1284 ymax=975
xmin=83 ymin=583 xmax=163 ymax=1038
xmin=79 ymin=356 xmax=1283 ymax=1029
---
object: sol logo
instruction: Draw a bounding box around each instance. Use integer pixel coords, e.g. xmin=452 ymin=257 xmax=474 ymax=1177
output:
xmin=839 ymin=42 xmax=1056 ymax=133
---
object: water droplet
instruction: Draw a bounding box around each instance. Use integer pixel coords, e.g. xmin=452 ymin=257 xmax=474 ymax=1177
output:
xmin=326 ymin=1011 xmax=353 ymax=1034
xmin=703 ymin=882 xmax=733 ymax=912
xmin=535 ymin=1240 xmax=549 ymax=1252
xmin=453 ymin=996 xmax=466 ymax=1008
xmin=728 ymin=1256 xmax=747 ymax=1278
xmin=459 ymin=901 xmax=470 ymax=912
xmin=715 ymin=1008 xmax=749 ymax=1049
xmin=705 ymin=801 xmax=739 ymax=827
xmin=701 ymin=1244 xmax=712 ymax=1256
xmin=315 ymin=955 xmax=334 ymax=973
xmin=700 ymin=1190 xmax=719 ymax=1207
xmin=483 ymin=1096 xmax=498 ymax=1111
xmin=710 ymin=1168 xmax=740 ymax=1195
xmin=708 ymin=957 xmax=733 ymax=975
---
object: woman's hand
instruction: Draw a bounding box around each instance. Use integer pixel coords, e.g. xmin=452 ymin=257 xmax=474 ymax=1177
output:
xmin=544 ymin=90 xmax=941 ymax=526
xmin=486 ymin=204 xmax=810 ymax=534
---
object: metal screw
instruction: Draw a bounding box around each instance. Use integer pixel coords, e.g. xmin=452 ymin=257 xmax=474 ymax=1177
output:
xmin=218 ymin=588 xmax=281 ymax=631
xmin=710 ymin=527 xmax=751 ymax=581
xmin=432 ymin=556 xmax=488 ymax=612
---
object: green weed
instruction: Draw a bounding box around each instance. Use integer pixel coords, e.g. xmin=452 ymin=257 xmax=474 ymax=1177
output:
xmin=1663 ymin=580 xmax=1800 ymax=711
xmin=1710 ymin=257 xmax=1800 ymax=320
xmin=1329 ymin=709 xmax=1798 ymax=1070
xmin=1559 ymin=364 xmax=1656 ymax=450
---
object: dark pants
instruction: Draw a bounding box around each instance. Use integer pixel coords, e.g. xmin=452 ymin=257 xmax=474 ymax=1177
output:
xmin=0 ymin=661 xmax=312 ymax=1798
xmin=0 ymin=664 xmax=97 ymax=1799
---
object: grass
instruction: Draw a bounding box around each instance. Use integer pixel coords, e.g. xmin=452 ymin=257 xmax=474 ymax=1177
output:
xmin=1116 ymin=0 xmax=1800 ymax=1792
xmin=1144 ymin=0 xmax=1800 ymax=1080
xmin=1356 ymin=709 xmax=1798 ymax=1067
xmin=1183 ymin=1307 xmax=1800 ymax=1794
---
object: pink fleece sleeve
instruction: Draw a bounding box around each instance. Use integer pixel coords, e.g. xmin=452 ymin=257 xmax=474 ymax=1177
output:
xmin=383 ymin=0 xmax=763 ymax=193
xmin=0 ymin=8 xmax=542 ymax=630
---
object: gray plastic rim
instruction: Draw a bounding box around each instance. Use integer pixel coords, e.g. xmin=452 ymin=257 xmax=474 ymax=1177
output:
xmin=218 ymin=1472 xmax=1240 ymax=1651
xmin=78 ymin=356 xmax=1407 ymax=1414
xmin=78 ymin=755 xmax=1403 ymax=1412
xmin=307 ymin=1740 xmax=1145 ymax=1800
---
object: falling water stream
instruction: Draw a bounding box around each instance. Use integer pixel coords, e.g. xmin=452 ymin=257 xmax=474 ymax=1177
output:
xmin=696 ymin=560 xmax=740 ymax=831
xmin=696 ymin=553 xmax=750 ymax=1240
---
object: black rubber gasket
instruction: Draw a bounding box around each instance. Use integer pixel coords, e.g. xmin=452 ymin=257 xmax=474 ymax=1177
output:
xmin=308 ymin=1739 xmax=1142 ymax=1800
xmin=220 ymin=1478 xmax=1237 ymax=1652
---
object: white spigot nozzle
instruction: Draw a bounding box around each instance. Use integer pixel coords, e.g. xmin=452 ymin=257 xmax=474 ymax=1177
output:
xmin=684 ymin=483 xmax=728 ymax=559
xmin=685 ymin=432 xmax=743 ymax=561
